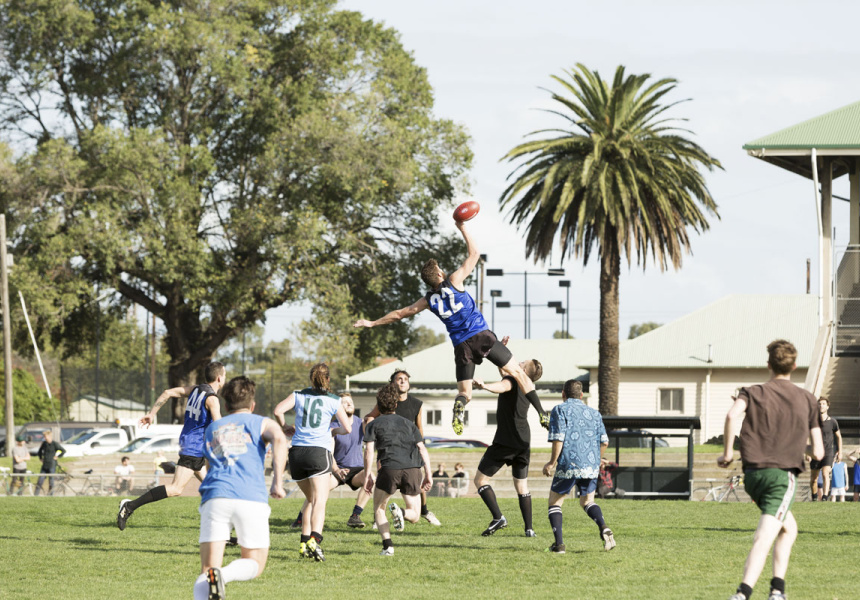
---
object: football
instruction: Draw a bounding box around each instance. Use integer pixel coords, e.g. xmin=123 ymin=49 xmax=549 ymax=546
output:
xmin=453 ymin=200 xmax=480 ymax=222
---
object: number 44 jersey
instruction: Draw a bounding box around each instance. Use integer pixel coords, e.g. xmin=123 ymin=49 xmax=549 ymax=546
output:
xmin=290 ymin=388 xmax=341 ymax=449
xmin=179 ymin=383 xmax=218 ymax=457
xmin=424 ymin=278 xmax=488 ymax=346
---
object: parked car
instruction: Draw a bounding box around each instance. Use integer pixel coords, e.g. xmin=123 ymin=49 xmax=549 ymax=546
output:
xmin=18 ymin=421 xmax=112 ymax=455
xmin=424 ymin=438 xmax=489 ymax=449
xmin=117 ymin=434 xmax=180 ymax=455
xmin=61 ymin=428 xmax=132 ymax=457
xmin=607 ymin=429 xmax=669 ymax=448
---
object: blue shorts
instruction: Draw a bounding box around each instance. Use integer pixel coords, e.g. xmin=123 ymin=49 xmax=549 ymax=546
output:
xmin=551 ymin=476 xmax=597 ymax=497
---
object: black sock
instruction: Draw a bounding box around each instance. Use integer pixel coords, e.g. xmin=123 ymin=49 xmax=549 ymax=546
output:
xmin=311 ymin=531 xmax=323 ymax=544
xmin=478 ymin=485 xmax=502 ymax=520
xmin=584 ymin=502 xmax=606 ymax=531
xmin=548 ymin=506 xmax=563 ymax=545
xmin=525 ymin=390 xmax=544 ymax=414
xmin=455 ymin=394 xmax=469 ymax=407
xmin=518 ymin=493 xmax=533 ymax=530
xmin=382 ymin=538 xmax=393 ymax=550
xmin=737 ymin=583 xmax=753 ymax=599
xmin=421 ymin=504 xmax=429 ymax=515
xmin=295 ymin=511 xmax=303 ymax=523
xmin=770 ymin=578 xmax=785 ymax=594
xmin=300 ymin=534 xmax=310 ymax=543
xmin=127 ymin=485 xmax=167 ymax=511
xmin=352 ymin=505 xmax=363 ymax=516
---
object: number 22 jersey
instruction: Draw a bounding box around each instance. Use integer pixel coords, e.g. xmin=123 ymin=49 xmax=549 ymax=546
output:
xmin=291 ymin=387 xmax=341 ymax=449
xmin=425 ymin=278 xmax=488 ymax=346
xmin=179 ymin=383 xmax=218 ymax=457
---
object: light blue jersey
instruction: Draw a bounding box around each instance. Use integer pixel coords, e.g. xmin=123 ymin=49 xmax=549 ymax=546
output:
xmin=548 ymin=398 xmax=608 ymax=480
xmin=199 ymin=412 xmax=268 ymax=504
xmin=424 ymin=279 xmax=488 ymax=346
xmin=291 ymin=388 xmax=341 ymax=448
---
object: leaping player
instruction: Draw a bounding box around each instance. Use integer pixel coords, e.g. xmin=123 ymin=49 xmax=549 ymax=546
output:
xmin=353 ymin=218 xmax=548 ymax=435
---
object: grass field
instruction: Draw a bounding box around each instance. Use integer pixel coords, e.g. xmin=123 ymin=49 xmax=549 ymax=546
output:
xmin=0 ymin=495 xmax=856 ymax=599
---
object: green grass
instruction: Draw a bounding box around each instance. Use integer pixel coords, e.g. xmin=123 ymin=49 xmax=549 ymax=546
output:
xmin=0 ymin=495 xmax=856 ymax=599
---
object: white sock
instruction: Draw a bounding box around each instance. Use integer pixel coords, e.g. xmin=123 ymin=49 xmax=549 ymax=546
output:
xmin=193 ymin=573 xmax=208 ymax=600
xmin=221 ymin=558 xmax=259 ymax=582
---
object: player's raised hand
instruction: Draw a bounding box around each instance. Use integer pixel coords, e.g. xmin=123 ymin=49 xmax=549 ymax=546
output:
xmin=138 ymin=413 xmax=154 ymax=428
xmin=500 ymin=335 xmax=510 ymax=346
xmin=353 ymin=319 xmax=372 ymax=329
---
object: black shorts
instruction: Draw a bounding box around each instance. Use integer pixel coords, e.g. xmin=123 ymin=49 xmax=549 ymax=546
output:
xmin=288 ymin=446 xmax=333 ymax=481
xmin=177 ymin=454 xmax=206 ymax=472
xmin=477 ymin=443 xmax=530 ymax=480
xmin=810 ymin=455 xmax=835 ymax=470
xmin=454 ymin=330 xmax=513 ymax=382
xmin=376 ymin=467 xmax=423 ymax=496
xmin=334 ymin=466 xmax=364 ymax=490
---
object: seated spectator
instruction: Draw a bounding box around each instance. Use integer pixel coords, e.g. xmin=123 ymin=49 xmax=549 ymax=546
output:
xmin=597 ymin=458 xmax=624 ymax=498
xmin=448 ymin=463 xmax=468 ymax=498
xmin=114 ymin=456 xmax=135 ymax=495
xmin=432 ymin=463 xmax=449 ymax=497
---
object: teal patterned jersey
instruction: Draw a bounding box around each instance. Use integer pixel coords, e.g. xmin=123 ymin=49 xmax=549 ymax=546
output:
xmin=548 ymin=398 xmax=608 ymax=479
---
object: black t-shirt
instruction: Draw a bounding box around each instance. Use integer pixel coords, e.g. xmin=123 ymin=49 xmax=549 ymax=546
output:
xmin=492 ymin=376 xmax=531 ymax=450
xmin=364 ymin=414 xmax=424 ymax=470
xmin=394 ymin=394 xmax=423 ymax=426
xmin=820 ymin=416 xmax=840 ymax=457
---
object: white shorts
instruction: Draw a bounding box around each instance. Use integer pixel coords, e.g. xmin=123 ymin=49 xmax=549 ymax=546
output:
xmin=831 ymin=486 xmax=846 ymax=497
xmin=199 ymin=498 xmax=271 ymax=548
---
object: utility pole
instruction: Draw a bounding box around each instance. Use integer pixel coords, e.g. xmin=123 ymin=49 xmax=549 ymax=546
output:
xmin=1 ymin=215 xmax=13 ymax=458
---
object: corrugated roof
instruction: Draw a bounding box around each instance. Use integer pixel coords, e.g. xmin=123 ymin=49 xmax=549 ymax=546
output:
xmin=349 ymin=338 xmax=597 ymax=387
xmin=743 ymin=100 xmax=860 ymax=150
xmin=578 ymin=295 xmax=817 ymax=369
xmin=74 ymin=395 xmax=147 ymax=410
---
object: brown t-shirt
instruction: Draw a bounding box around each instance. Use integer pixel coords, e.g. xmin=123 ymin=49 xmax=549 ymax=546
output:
xmin=738 ymin=378 xmax=819 ymax=472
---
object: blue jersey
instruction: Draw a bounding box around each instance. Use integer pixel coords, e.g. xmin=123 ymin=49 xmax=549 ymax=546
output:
xmin=332 ymin=415 xmax=364 ymax=469
xmin=199 ymin=412 xmax=268 ymax=504
xmin=424 ymin=279 xmax=488 ymax=346
xmin=548 ymin=398 xmax=608 ymax=480
xmin=291 ymin=388 xmax=341 ymax=448
xmin=179 ymin=383 xmax=218 ymax=457
xmin=832 ymin=461 xmax=848 ymax=489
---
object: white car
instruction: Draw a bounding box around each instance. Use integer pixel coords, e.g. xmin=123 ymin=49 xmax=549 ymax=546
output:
xmin=62 ymin=428 xmax=132 ymax=457
xmin=117 ymin=434 xmax=180 ymax=455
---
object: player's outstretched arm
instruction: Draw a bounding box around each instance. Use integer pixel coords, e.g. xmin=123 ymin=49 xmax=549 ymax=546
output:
xmin=448 ymin=221 xmax=480 ymax=289
xmin=141 ymin=386 xmax=193 ymax=427
xmin=262 ymin=418 xmax=288 ymax=498
xmin=273 ymin=393 xmax=296 ymax=429
xmin=473 ymin=377 xmax=513 ymax=395
xmin=353 ymin=298 xmax=429 ymax=329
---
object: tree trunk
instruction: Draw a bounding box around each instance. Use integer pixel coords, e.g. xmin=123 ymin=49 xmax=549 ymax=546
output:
xmin=598 ymin=237 xmax=620 ymax=415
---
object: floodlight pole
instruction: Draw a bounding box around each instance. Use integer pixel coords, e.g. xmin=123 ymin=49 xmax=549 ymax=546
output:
xmin=1 ymin=215 xmax=13 ymax=458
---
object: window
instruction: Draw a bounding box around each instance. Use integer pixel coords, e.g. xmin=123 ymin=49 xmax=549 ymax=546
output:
xmin=426 ymin=410 xmax=442 ymax=426
xmin=487 ymin=411 xmax=497 ymax=425
xmin=659 ymin=388 xmax=684 ymax=412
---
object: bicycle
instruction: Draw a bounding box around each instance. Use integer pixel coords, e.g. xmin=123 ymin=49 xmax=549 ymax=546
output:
xmin=1 ymin=467 xmax=35 ymax=496
xmin=692 ymin=473 xmax=743 ymax=502
xmin=47 ymin=464 xmax=79 ymax=496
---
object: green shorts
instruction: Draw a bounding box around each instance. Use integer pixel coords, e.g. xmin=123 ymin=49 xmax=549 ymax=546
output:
xmin=743 ymin=468 xmax=796 ymax=521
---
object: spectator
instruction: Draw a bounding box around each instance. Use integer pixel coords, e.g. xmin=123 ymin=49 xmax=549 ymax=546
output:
xmin=10 ymin=436 xmax=30 ymax=495
xmin=115 ymin=456 xmax=135 ymax=494
xmin=848 ymin=449 xmax=860 ymax=502
xmin=152 ymin=450 xmax=166 ymax=487
xmin=830 ymin=458 xmax=848 ymax=502
xmin=448 ymin=463 xmax=468 ymax=498
xmin=597 ymin=459 xmax=622 ymax=499
xmin=432 ymin=463 xmax=449 ymax=497
xmin=35 ymin=429 xmax=65 ymax=496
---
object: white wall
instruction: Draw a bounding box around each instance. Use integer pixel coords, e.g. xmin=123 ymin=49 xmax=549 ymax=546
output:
xmin=69 ymin=400 xmax=147 ymax=423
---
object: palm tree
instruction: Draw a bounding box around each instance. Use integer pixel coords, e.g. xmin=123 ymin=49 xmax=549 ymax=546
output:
xmin=500 ymin=64 xmax=721 ymax=415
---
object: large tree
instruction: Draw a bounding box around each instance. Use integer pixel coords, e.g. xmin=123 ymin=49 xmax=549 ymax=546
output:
xmin=500 ymin=64 xmax=720 ymax=415
xmin=0 ymin=0 xmax=470 ymax=420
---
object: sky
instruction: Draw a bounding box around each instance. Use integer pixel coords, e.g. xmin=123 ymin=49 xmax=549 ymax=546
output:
xmin=262 ymin=0 xmax=860 ymax=346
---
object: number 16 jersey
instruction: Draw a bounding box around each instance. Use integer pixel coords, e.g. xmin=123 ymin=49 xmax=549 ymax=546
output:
xmin=425 ymin=278 xmax=488 ymax=346
xmin=291 ymin=387 xmax=341 ymax=449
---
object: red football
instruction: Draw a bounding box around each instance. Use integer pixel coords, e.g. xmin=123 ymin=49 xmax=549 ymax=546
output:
xmin=453 ymin=200 xmax=480 ymax=222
